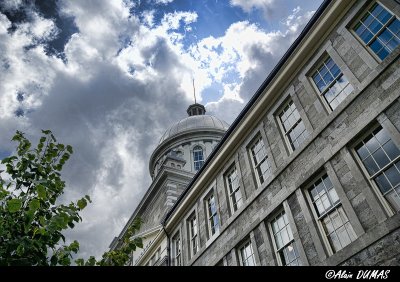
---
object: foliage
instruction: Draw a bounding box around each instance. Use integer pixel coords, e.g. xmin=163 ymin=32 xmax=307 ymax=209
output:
xmin=0 ymin=130 xmax=142 ymax=266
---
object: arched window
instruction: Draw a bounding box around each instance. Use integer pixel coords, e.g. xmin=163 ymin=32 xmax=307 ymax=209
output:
xmin=193 ymin=146 xmax=204 ymax=171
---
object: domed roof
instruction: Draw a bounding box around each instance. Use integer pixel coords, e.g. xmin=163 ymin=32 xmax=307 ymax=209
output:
xmin=158 ymin=114 xmax=229 ymax=145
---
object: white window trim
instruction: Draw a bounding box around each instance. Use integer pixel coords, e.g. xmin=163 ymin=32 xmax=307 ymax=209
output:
xmin=171 ymin=230 xmax=182 ymax=266
xmin=224 ymin=165 xmax=243 ymax=215
xmin=309 ymin=53 xmax=354 ymax=113
xmin=349 ymin=1 xmax=400 ymax=63
xmin=276 ymin=98 xmax=307 ymax=154
xmin=186 ymin=210 xmax=199 ymax=260
xmin=203 ymin=187 xmax=221 ymax=242
xmin=237 ymin=239 xmax=257 ymax=266
xmin=248 ymin=134 xmax=272 ymax=187
xmin=351 ymin=123 xmax=397 ymax=217
xmin=267 ymin=209 xmax=299 ymax=266
xmin=304 ymin=171 xmax=357 ymax=256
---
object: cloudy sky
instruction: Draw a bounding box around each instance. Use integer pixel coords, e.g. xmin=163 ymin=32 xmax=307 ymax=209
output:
xmin=0 ymin=0 xmax=323 ymax=260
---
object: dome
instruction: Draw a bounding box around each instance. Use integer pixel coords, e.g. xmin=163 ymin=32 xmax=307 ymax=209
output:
xmin=158 ymin=115 xmax=229 ymax=145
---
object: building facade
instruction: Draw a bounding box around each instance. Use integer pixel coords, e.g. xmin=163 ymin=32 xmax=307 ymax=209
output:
xmin=110 ymin=0 xmax=400 ymax=266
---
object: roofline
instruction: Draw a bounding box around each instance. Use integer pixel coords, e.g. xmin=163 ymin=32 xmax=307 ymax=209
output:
xmin=162 ymin=0 xmax=333 ymax=225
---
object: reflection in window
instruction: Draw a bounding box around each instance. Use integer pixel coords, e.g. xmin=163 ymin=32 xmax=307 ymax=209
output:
xmin=278 ymin=100 xmax=309 ymax=151
xmin=309 ymin=174 xmax=357 ymax=252
xmin=238 ymin=241 xmax=256 ymax=266
xmin=270 ymin=211 xmax=301 ymax=266
xmin=355 ymin=126 xmax=400 ymax=212
xmin=249 ymin=136 xmax=271 ymax=185
xmin=205 ymin=193 xmax=220 ymax=238
xmin=353 ymin=2 xmax=400 ymax=60
xmin=193 ymin=146 xmax=205 ymax=171
xmin=226 ymin=166 xmax=243 ymax=213
xmin=312 ymin=56 xmax=353 ymax=110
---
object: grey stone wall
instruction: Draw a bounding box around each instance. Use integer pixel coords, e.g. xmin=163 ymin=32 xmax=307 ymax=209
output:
xmin=169 ymin=0 xmax=400 ymax=266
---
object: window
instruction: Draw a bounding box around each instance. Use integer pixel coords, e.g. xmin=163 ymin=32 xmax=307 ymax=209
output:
xmin=225 ymin=166 xmax=243 ymax=213
xmin=187 ymin=213 xmax=198 ymax=258
xmin=278 ymin=100 xmax=308 ymax=151
xmin=238 ymin=240 xmax=256 ymax=266
xmin=270 ymin=211 xmax=301 ymax=266
xmin=355 ymin=126 xmax=400 ymax=212
xmin=193 ymin=146 xmax=204 ymax=171
xmin=172 ymin=232 xmax=182 ymax=266
xmin=249 ymin=136 xmax=272 ymax=185
xmin=205 ymin=192 xmax=220 ymax=238
xmin=308 ymin=174 xmax=357 ymax=253
xmin=312 ymin=56 xmax=354 ymax=110
xmin=353 ymin=2 xmax=400 ymax=60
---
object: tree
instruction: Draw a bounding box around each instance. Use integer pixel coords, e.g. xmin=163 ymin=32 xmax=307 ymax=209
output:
xmin=0 ymin=130 xmax=142 ymax=266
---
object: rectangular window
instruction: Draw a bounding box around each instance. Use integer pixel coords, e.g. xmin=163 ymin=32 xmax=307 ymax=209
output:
xmin=249 ymin=136 xmax=271 ymax=185
xmin=270 ymin=211 xmax=301 ymax=266
xmin=278 ymin=100 xmax=308 ymax=151
xmin=355 ymin=126 xmax=400 ymax=212
xmin=205 ymin=192 xmax=220 ymax=238
xmin=238 ymin=240 xmax=256 ymax=266
xmin=308 ymin=174 xmax=357 ymax=253
xmin=353 ymin=2 xmax=400 ymax=60
xmin=172 ymin=232 xmax=182 ymax=266
xmin=312 ymin=56 xmax=354 ymax=110
xmin=187 ymin=213 xmax=198 ymax=258
xmin=225 ymin=166 xmax=243 ymax=213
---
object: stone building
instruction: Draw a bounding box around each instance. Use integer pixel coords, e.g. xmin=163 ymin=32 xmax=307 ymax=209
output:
xmin=109 ymin=0 xmax=400 ymax=266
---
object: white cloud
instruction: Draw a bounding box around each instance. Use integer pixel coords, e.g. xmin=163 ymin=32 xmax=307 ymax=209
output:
xmin=230 ymin=0 xmax=275 ymax=13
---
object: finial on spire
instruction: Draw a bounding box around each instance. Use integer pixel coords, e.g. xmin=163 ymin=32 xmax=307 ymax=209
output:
xmin=192 ymin=78 xmax=197 ymax=104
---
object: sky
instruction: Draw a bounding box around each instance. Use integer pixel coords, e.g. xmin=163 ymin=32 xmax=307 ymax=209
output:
xmin=0 ymin=0 xmax=323 ymax=260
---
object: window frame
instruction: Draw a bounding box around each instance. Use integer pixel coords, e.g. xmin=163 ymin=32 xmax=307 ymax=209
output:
xmin=309 ymin=53 xmax=354 ymax=112
xmin=351 ymin=123 xmax=400 ymax=216
xmin=276 ymin=98 xmax=309 ymax=153
xmin=350 ymin=1 xmax=400 ymax=62
xmin=186 ymin=210 xmax=199 ymax=260
xmin=267 ymin=209 xmax=301 ymax=266
xmin=304 ymin=171 xmax=358 ymax=255
xmin=171 ymin=230 xmax=182 ymax=266
xmin=204 ymin=188 xmax=221 ymax=240
xmin=237 ymin=239 xmax=257 ymax=266
xmin=247 ymin=134 xmax=272 ymax=187
xmin=224 ymin=164 xmax=243 ymax=215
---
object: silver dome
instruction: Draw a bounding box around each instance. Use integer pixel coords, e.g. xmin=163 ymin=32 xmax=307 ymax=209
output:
xmin=158 ymin=115 xmax=229 ymax=145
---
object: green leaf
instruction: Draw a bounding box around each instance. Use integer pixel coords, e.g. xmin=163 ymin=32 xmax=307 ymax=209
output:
xmin=77 ymin=198 xmax=87 ymax=210
xmin=29 ymin=199 xmax=40 ymax=211
xmin=7 ymin=199 xmax=22 ymax=213
xmin=16 ymin=244 xmax=25 ymax=256
xmin=37 ymin=184 xmax=47 ymax=200
xmin=66 ymin=145 xmax=73 ymax=154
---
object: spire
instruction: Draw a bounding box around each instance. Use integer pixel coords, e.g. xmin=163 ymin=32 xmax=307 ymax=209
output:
xmin=187 ymin=79 xmax=206 ymax=116
xmin=193 ymin=78 xmax=197 ymax=104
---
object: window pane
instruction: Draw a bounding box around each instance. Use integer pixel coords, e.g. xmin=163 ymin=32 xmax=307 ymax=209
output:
xmin=383 ymin=140 xmax=400 ymax=160
xmin=363 ymin=156 xmax=380 ymax=175
xmin=356 ymin=143 xmax=369 ymax=160
xmin=375 ymin=173 xmax=392 ymax=194
xmin=365 ymin=135 xmax=380 ymax=153
xmin=384 ymin=164 xmax=400 ymax=188
xmin=372 ymin=148 xmax=390 ymax=169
